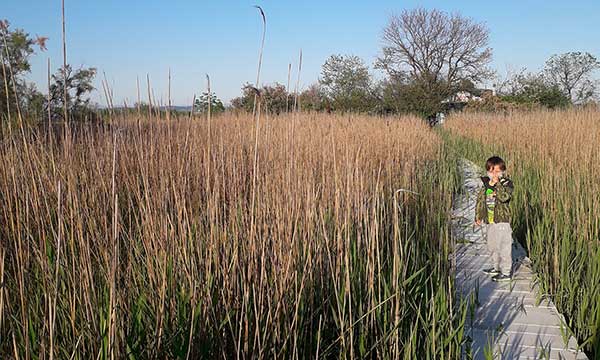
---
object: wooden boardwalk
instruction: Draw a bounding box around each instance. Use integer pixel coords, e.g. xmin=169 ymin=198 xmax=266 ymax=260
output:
xmin=451 ymin=158 xmax=588 ymax=360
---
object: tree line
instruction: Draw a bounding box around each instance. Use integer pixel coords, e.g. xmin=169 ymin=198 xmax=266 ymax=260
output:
xmin=229 ymin=8 xmax=599 ymax=116
xmin=0 ymin=20 xmax=99 ymax=126
xmin=229 ymin=50 xmax=599 ymax=117
xmin=2 ymin=8 xmax=599 ymax=126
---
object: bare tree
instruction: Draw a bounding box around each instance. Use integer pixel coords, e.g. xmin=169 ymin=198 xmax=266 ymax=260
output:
xmin=543 ymin=52 xmax=599 ymax=104
xmin=376 ymin=8 xmax=493 ymax=112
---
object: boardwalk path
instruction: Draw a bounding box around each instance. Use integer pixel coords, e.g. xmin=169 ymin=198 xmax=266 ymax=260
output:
xmin=451 ymin=158 xmax=588 ymax=360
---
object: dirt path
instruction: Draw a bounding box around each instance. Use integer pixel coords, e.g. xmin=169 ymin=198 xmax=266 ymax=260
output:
xmin=451 ymin=158 xmax=588 ymax=360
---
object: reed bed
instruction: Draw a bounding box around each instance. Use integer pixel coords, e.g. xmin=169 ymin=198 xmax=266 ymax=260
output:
xmin=443 ymin=107 xmax=600 ymax=357
xmin=0 ymin=113 xmax=466 ymax=359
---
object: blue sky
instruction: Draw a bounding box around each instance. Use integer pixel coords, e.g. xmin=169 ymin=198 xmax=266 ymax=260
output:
xmin=3 ymin=0 xmax=600 ymax=106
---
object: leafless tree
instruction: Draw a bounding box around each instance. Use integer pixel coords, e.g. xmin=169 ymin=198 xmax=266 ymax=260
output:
xmin=543 ymin=52 xmax=599 ymax=104
xmin=376 ymin=8 xmax=493 ymax=100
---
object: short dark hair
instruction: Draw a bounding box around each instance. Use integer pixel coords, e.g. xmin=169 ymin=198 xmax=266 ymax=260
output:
xmin=486 ymin=156 xmax=506 ymax=171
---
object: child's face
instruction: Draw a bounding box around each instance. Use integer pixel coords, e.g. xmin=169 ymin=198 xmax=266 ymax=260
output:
xmin=487 ymin=165 xmax=503 ymax=179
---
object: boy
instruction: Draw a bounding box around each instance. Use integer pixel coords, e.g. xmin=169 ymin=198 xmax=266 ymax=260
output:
xmin=474 ymin=156 xmax=514 ymax=282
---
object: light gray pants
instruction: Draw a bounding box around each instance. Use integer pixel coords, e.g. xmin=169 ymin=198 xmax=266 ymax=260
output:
xmin=485 ymin=222 xmax=513 ymax=275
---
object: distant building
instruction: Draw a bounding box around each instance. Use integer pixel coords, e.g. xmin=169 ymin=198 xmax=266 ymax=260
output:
xmin=430 ymin=88 xmax=495 ymax=126
xmin=441 ymin=88 xmax=495 ymax=111
xmin=444 ymin=90 xmax=485 ymax=104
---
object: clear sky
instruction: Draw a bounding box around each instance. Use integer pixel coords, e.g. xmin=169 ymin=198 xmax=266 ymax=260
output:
xmin=3 ymin=0 xmax=600 ymax=106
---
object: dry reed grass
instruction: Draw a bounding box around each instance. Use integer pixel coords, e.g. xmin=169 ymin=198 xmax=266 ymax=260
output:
xmin=0 ymin=112 xmax=466 ymax=358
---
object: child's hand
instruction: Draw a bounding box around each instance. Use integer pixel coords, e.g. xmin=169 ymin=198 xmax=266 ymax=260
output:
xmin=475 ymin=219 xmax=482 ymax=225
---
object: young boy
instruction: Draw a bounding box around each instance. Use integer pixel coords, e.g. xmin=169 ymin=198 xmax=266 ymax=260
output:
xmin=474 ymin=156 xmax=515 ymax=282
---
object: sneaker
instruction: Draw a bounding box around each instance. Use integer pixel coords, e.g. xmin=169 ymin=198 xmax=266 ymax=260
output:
xmin=491 ymin=273 xmax=511 ymax=282
xmin=482 ymin=268 xmax=500 ymax=275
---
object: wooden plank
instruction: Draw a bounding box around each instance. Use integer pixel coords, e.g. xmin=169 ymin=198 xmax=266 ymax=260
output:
xmin=467 ymin=328 xmax=587 ymax=360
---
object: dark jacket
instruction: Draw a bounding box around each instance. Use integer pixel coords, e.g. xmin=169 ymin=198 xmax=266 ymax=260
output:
xmin=475 ymin=175 xmax=514 ymax=224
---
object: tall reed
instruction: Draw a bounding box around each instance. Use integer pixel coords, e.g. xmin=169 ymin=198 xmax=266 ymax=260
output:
xmin=0 ymin=112 xmax=467 ymax=358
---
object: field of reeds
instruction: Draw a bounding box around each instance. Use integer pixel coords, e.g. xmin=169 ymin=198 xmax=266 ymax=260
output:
xmin=0 ymin=112 xmax=469 ymax=359
xmin=442 ymin=107 xmax=600 ymax=357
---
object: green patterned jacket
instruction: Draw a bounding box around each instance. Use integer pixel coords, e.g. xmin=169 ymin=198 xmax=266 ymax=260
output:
xmin=474 ymin=175 xmax=514 ymax=224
